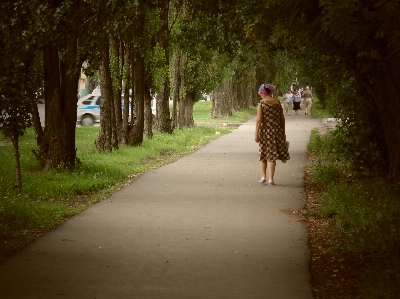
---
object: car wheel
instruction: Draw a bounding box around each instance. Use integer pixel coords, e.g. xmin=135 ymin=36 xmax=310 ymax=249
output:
xmin=81 ymin=115 xmax=94 ymax=126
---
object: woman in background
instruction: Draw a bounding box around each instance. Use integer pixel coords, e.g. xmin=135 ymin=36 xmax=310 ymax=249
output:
xmin=302 ymin=86 xmax=313 ymax=116
xmin=292 ymin=88 xmax=301 ymax=115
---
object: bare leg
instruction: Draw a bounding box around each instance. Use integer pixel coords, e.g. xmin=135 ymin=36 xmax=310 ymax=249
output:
xmin=260 ymin=160 xmax=267 ymax=181
xmin=268 ymin=161 xmax=276 ymax=183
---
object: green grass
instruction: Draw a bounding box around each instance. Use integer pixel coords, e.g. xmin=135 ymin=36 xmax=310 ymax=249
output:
xmin=0 ymin=101 xmax=257 ymax=260
xmin=193 ymin=100 xmax=257 ymax=123
xmin=307 ymin=125 xmax=400 ymax=299
xmin=310 ymin=96 xmax=333 ymax=119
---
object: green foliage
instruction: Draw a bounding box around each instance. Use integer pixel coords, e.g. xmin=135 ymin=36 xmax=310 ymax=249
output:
xmin=307 ymin=163 xmax=342 ymax=188
xmin=307 ymin=84 xmax=386 ymax=176
xmin=316 ymin=179 xmax=400 ymax=252
xmin=310 ymin=97 xmax=333 ymax=119
xmin=319 ymin=0 xmax=400 ymax=66
xmin=308 ymin=124 xmax=400 ymax=298
xmin=0 ymin=1 xmax=38 ymax=139
xmin=307 ymin=128 xmax=336 ymax=161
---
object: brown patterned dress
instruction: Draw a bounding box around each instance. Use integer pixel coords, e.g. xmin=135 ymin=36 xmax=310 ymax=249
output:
xmin=258 ymin=101 xmax=290 ymax=162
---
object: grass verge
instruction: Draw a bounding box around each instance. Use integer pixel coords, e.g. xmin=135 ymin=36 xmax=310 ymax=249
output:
xmin=193 ymin=100 xmax=257 ymax=123
xmin=0 ymin=101 xmax=256 ymax=261
xmin=304 ymin=130 xmax=400 ymax=299
xmin=310 ymin=96 xmax=333 ymax=119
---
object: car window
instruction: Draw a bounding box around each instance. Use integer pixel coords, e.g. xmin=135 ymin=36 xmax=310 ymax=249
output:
xmin=95 ymin=97 xmax=102 ymax=105
xmin=82 ymin=96 xmax=95 ymax=105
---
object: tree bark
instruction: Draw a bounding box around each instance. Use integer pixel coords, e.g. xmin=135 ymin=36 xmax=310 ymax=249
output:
xmin=171 ymin=49 xmax=183 ymax=129
xmin=122 ymin=41 xmax=132 ymax=145
xmin=35 ymin=46 xmax=69 ymax=168
xmin=33 ymin=0 xmax=82 ymax=170
xmin=11 ymin=133 xmax=22 ymax=189
xmin=177 ymin=90 xmax=195 ymax=129
xmin=211 ymin=80 xmax=233 ymax=118
xmin=156 ymin=0 xmax=172 ymax=133
xmin=127 ymin=51 xmax=145 ymax=146
xmin=95 ymin=39 xmax=113 ymax=152
xmin=113 ymin=39 xmax=123 ymax=132
xmin=143 ymin=86 xmax=153 ymax=139
xmin=373 ymin=51 xmax=400 ymax=181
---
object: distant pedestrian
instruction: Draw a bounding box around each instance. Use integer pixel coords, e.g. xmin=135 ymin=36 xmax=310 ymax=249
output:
xmin=299 ymin=87 xmax=304 ymax=107
xmin=283 ymin=88 xmax=293 ymax=116
xmin=292 ymin=88 xmax=301 ymax=115
xmin=255 ymin=83 xmax=290 ymax=186
xmin=303 ymin=86 xmax=313 ymax=116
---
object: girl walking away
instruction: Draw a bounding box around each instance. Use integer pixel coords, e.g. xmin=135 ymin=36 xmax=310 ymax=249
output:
xmin=255 ymin=83 xmax=290 ymax=186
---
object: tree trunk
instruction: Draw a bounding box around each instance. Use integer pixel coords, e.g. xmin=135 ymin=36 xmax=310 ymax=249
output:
xmin=11 ymin=133 xmax=22 ymax=189
xmin=211 ymin=80 xmax=232 ymax=118
xmin=112 ymin=39 xmax=123 ymax=132
xmin=184 ymin=92 xmax=195 ymax=126
xmin=171 ymin=49 xmax=183 ymax=129
xmin=143 ymin=87 xmax=153 ymax=139
xmin=122 ymin=41 xmax=132 ymax=145
xmin=373 ymin=54 xmax=400 ymax=181
xmin=127 ymin=51 xmax=145 ymax=146
xmin=156 ymin=0 xmax=172 ymax=134
xmin=34 ymin=46 xmax=69 ymax=169
xmin=95 ymin=40 xmax=113 ymax=152
xmin=33 ymin=0 xmax=82 ymax=170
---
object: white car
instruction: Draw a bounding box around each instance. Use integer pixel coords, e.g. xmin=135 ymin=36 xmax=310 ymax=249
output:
xmin=77 ymin=93 xmax=156 ymax=126
xmin=77 ymin=94 xmax=102 ymax=126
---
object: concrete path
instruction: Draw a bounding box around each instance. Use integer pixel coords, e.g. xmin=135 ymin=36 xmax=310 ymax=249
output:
xmin=0 ymin=114 xmax=323 ymax=299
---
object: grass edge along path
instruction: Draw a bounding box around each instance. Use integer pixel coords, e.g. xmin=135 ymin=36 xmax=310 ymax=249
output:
xmin=0 ymin=102 xmax=256 ymax=261
xmin=302 ymin=128 xmax=400 ymax=299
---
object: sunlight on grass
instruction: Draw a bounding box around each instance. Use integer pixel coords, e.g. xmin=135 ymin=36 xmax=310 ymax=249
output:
xmin=193 ymin=101 xmax=257 ymax=123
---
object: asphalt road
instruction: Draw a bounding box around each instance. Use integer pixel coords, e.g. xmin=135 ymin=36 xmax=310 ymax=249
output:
xmin=0 ymin=113 xmax=322 ymax=299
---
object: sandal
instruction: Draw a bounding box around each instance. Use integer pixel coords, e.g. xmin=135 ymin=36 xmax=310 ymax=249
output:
xmin=258 ymin=179 xmax=266 ymax=184
xmin=268 ymin=181 xmax=275 ymax=186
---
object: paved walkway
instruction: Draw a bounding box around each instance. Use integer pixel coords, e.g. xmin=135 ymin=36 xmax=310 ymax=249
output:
xmin=0 ymin=114 xmax=323 ymax=299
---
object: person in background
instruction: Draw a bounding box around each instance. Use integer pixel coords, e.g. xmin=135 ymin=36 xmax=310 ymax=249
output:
xmin=283 ymin=88 xmax=293 ymax=116
xmin=299 ymin=87 xmax=304 ymax=109
xmin=292 ymin=88 xmax=301 ymax=115
xmin=255 ymin=83 xmax=290 ymax=186
xmin=303 ymin=86 xmax=313 ymax=116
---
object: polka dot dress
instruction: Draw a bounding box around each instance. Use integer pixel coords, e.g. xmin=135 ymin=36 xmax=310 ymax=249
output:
xmin=258 ymin=101 xmax=290 ymax=162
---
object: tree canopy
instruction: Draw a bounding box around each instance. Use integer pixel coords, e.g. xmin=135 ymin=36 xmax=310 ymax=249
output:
xmin=1 ymin=0 xmax=399 ymax=184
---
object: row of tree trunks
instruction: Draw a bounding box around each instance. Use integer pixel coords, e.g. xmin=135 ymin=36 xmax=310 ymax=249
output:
xmin=211 ymin=68 xmax=259 ymax=118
